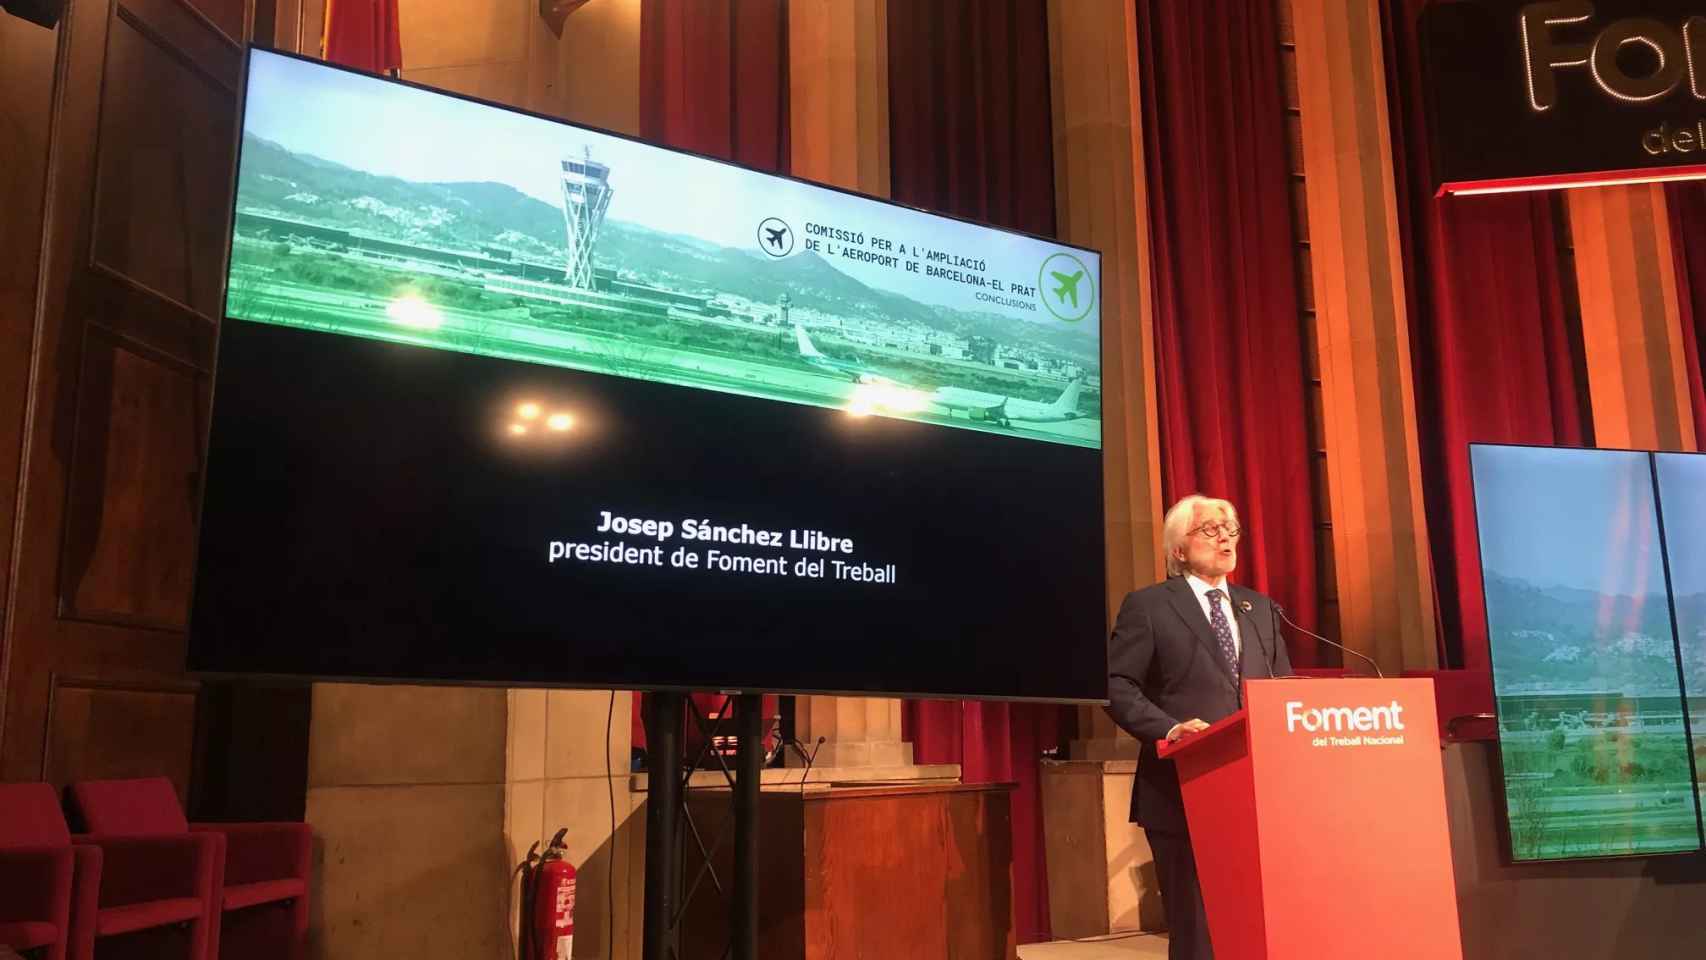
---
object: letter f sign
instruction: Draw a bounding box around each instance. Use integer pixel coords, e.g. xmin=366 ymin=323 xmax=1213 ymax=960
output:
xmin=1522 ymin=1 xmax=1594 ymax=111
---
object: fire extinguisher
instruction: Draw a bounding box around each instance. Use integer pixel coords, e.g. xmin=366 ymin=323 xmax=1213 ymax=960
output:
xmin=517 ymin=828 xmax=576 ymax=960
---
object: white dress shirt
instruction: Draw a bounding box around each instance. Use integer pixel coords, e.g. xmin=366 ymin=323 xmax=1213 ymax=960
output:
xmin=1184 ymin=573 xmax=1242 ymax=658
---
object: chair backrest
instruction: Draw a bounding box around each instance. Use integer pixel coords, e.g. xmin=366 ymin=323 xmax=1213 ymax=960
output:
xmin=0 ymin=782 xmax=72 ymax=847
xmin=70 ymin=777 xmax=189 ymax=835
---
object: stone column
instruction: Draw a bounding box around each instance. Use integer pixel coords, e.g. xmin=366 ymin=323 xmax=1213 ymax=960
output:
xmin=306 ymin=686 xmax=513 ymax=959
xmin=1038 ymin=0 xmax=1165 ymax=938
xmin=1290 ymin=0 xmax=1438 ymax=675
xmin=788 ymin=0 xmax=889 ymax=196
xmin=1568 ymin=184 xmax=1698 ymax=452
xmin=1047 ymin=0 xmax=1165 ymax=762
xmin=1048 ymin=0 xmax=1166 ymax=623
xmin=296 ymin=7 xmax=651 ymax=957
xmin=783 ymin=0 xmax=922 ymax=778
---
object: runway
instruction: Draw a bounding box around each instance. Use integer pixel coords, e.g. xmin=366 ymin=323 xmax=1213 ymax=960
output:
xmin=230 ymin=275 xmax=1103 ymax=448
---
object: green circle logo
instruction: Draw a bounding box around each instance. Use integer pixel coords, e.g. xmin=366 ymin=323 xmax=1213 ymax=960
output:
xmin=1038 ymin=252 xmax=1094 ymax=322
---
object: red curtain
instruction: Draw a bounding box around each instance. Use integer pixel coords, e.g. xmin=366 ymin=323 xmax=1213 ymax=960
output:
xmin=1668 ymin=183 xmax=1706 ymax=440
xmin=322 ymin=0 xmax=403 ymax=74
xmin=1134 ymin=0 xmax=1319 ymax=658
xmin=1381 ymin=0 xmax=1591 ymax=674
xmin=886 ymin=0 xmax=1061 ymax=945
xmin=639 ymin=0 xmax=789 ymax=172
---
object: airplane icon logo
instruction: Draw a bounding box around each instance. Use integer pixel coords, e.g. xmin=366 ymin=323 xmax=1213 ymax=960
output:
xmin=757 ymin=217 xmax=794 ymax=258
xmin=1037 ymin=251 xmax=1095 ymax=322
xmin=1051 ymin=270 xmax=1084 ymax=309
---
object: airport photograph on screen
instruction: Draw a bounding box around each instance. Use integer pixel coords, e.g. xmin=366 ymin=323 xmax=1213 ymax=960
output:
xmin=190 ymin=48 xmax=1108 ymax=702
xmin=1470 ymin=444 xmax=1706 ymax=862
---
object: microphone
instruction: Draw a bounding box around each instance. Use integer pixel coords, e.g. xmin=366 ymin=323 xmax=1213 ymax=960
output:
xmin=1274 ymin=604 xmax=1384 ymax=678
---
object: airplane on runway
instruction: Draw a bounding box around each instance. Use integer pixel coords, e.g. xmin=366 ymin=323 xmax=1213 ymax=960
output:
xmin=793 ymin=324 xmax=894 ymax=384
xmin=930 ymin=377 xmax=1084 ymax=428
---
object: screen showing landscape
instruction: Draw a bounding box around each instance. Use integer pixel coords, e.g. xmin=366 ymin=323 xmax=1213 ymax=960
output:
xmin=1471 ymin=444 xmax=1706 ymax=861
xmin=188 ymin=49 xmax=1108 ymax=701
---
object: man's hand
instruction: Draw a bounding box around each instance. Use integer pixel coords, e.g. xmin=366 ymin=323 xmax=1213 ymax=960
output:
xmin=1165 ymin=719 xmax=1211 ymax=742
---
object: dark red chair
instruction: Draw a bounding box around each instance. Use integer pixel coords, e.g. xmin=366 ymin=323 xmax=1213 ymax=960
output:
xmin=69 ymin=779 xmax=309 ymax=960
xmin=0 ymin=783 xmax=80 ymax=960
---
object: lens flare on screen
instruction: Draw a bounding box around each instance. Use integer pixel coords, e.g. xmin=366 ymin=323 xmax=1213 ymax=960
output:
xmin=386 ymin=293 xmax=443 ymax=330
xmin=845 ymin=382 xmax=932 ymax=419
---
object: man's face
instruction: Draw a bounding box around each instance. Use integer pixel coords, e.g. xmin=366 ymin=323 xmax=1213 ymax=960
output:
xmin=1178 ymin=504 xmax=1239 ymax=581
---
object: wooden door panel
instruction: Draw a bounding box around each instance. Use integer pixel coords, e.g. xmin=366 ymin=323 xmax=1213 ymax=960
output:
xmin=119 ymin=0 xmax=246 ymax=69
xmin=0 ymin=17 xmax=59 ymax=628
xmin=94 ymin=1 xmax=240 ymax=326
xmin=61 ymin=326 xmax=202 ymax=630
xmin=1 ymin=0 xmax=252 ymax=788
xmin=180 ymin=0 xmax=249 ymax=46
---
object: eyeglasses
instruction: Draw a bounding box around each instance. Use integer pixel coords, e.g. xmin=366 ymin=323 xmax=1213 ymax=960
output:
xmin=1187 ymin=522 xmax=1242 ymax=540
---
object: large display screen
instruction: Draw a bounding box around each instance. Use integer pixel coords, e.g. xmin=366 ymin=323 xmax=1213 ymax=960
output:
xmin=189 ymin=49 xmax=1107 ymax=701
xmin=1471 ymin=444 xmax=1706 ymax=861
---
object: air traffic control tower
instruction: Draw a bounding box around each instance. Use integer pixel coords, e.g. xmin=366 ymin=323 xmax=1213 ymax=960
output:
xmin=560 ymin=149 xmax=612 ymax=289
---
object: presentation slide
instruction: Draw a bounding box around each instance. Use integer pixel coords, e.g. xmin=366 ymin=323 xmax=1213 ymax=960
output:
xmin=189 ymin=50 xmax=1108 ymax=702
xmin=225 ymin=50 xmax=1101 ymax=448
xmin=1472 ymin=444 xmax=1704 ymax=861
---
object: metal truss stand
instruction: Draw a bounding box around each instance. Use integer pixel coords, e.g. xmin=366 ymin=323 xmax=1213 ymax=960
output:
xmin=641 ymin=691 xmax=764 ymax=960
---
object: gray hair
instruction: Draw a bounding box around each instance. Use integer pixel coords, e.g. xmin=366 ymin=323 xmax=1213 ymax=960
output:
xmin=1161 ymin=494 xmax=1240 ymax=577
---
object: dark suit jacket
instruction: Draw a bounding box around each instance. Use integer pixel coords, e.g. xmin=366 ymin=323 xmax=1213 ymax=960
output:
xmin=1105 ymin=576 xmax=1293 ymax=832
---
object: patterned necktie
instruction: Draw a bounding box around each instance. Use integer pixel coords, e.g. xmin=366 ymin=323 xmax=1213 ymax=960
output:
xmin=1205 ymin=588 xmax=1241 ymax=685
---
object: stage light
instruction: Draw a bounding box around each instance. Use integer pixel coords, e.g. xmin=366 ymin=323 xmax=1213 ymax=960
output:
xmin=517 ymin=402 xmax=541 ymax=420
xmin=547 ymin=412 xmax=574 ymax=431
xmin=509 ymin=423 xmax=528 ymax=436
xmin=1444 ymin=168 xmax=1706 ymax=195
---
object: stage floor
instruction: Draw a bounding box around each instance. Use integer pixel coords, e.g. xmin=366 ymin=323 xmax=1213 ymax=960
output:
xmin=1018 ymin=932 xmax=1169 ymax=958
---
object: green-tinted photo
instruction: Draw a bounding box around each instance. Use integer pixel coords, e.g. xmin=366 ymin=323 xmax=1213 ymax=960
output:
xmin=228 ymin=51 xmax=1103 ymax=449
xmin=1473 ymin=446 xmax=1703 ymax=861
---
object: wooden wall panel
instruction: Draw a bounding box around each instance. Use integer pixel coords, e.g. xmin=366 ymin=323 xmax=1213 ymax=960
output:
xmin=943 ymin=789 xmax=1015 ymax=959
xmin=61 ymin=329 xmax=202 ymax=630
xmin=680 ymin=784 xmax=1015 ymax=960
xmin=45 ymin=677 xmax=200 ymax=805
xmin=807 ymin=793 xmax=952 ymax=957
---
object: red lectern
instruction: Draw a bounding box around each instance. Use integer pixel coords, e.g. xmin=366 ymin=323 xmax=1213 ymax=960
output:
xmin=1156 ymin=678 xmax=1462 ymax=959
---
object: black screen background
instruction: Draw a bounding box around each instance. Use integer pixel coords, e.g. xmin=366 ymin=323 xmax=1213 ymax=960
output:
xmin=189 ymin=320 xmax=1108 ymax=701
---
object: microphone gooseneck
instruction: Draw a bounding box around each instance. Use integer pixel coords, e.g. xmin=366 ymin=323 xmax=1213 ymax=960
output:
xmin=1274 ymin=604 xmax=1385 ymax=679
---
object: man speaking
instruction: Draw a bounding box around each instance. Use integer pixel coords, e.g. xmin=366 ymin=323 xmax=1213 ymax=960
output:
xmin=1106 ymin=494 xmax=1293 ymax=960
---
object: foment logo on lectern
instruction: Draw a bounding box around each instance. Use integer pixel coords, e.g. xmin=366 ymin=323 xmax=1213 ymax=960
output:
xmin=1285 ymin=700 xmax=1406 ymax=734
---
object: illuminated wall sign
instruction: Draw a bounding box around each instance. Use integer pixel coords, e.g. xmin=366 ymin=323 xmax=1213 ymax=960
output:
xmin=1423 ymin=0 xmax=1706 ymax=194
